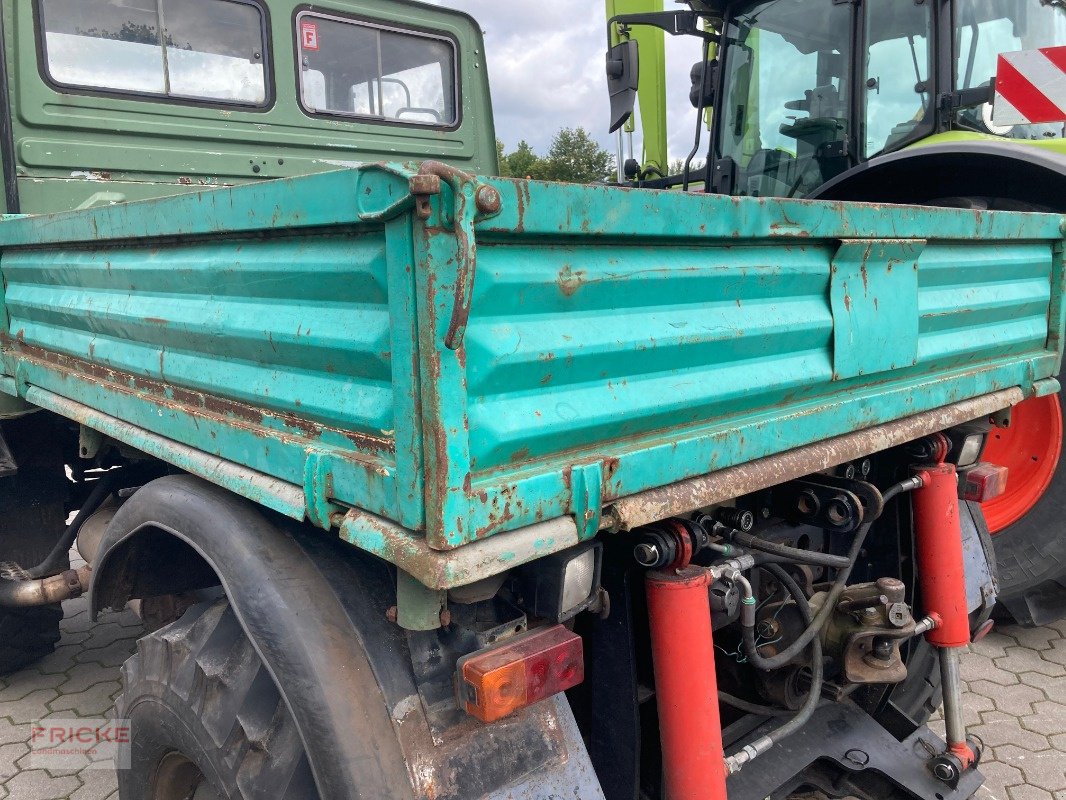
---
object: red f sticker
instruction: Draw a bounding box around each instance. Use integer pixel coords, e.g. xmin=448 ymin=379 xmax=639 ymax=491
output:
xmin=301 ymin=21 xmax=319 ymax=51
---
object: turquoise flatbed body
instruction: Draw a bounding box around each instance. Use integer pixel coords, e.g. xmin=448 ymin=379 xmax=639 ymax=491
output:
xmin=0 ymin=162 xmax=1062 ymax=587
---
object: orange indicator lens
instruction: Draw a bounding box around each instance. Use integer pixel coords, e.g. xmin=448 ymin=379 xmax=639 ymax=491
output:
xmin=457 ymin=625 xmax=584 ymax=723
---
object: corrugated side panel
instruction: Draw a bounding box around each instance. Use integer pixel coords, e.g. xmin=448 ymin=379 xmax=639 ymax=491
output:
xmin=2 ymin=232 xmax=395 ymax=469
xmin=464 ymin=238 xmax=1052 ymax=475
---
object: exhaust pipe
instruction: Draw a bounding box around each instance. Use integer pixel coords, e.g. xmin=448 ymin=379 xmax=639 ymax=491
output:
xmin=0 ymin=565 xmax=91 ymax=608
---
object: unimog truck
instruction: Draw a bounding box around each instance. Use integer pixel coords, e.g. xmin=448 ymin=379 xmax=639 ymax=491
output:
xmin=0 ymin=1 xmax=1062 ymax=799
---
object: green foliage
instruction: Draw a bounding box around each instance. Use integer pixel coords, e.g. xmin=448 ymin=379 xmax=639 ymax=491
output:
xmin=495 ymin=140 xmax=510 ymax=177
xmin=496 ymin=128 xmax=614 ymax=184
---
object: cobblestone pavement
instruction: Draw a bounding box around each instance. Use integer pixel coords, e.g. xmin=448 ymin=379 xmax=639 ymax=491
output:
xmin=0 ymin=564 xmax=1063 ymax=800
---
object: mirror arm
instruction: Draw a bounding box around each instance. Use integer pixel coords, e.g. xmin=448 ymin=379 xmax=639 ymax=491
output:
xmin=607 ymin=11 xmax=716 ymax=42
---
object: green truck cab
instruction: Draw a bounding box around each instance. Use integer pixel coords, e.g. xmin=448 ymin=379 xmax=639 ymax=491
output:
xmin=0 ymin=2 xmax=1062 ymax=800
xmin=0 ymin=0 xmax=496 ymax=213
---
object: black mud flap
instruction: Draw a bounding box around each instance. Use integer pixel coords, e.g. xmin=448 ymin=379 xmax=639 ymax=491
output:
xmin=726 ymin=702 xmax=984 ymax=800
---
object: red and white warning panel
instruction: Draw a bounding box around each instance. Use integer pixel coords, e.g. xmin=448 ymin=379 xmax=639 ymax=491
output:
xmin=993 ymin=46 xmax=1066 ymax=126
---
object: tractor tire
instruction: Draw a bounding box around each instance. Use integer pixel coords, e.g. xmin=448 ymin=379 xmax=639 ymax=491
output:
xmin=0 ymin=606 xmax=64 ymax=674
xmin=0 ymin=414 xmax=70 ymax=674
xmin=987 ymin=388 xmax=1066 ymax=626
xmin=920 ymin=197 xmax=1066 ymax=627
xmin=116 ymin=598 xmax=319 ymax=800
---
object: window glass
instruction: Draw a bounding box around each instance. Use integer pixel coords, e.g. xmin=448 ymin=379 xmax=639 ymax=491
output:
xmin=864 ymin=1 xmax=933 ymax=157
xmin=38 ymin=0 xmax=267 ymax=105
xmin=298 ymin=14 xmax=457 ymax=126
xmin=716 ymin=0 xmax=852 ymax=198
xmin=955 ymin=0 xmax=1066 ymax=139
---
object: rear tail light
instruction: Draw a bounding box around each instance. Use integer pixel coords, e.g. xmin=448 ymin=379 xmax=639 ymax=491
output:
xmin=962 ymin=462 xmax=1009 ymax=503
xmin=456 ymin=624 xmax=584 ymax=723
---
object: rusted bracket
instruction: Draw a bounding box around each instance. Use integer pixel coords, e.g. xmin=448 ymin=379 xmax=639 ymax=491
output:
xmin=570 ymin=461 xmax=604 ymax=540
xmin=303 ymin=450 xmax=342 ymax=530
xmin=410 ymin=161 xmax=502 ymax=351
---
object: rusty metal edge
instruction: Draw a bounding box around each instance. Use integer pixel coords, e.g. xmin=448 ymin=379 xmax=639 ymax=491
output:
xmin=25 ymin=387 xmax=307 ymax=520
xmin=601 ymin=387 xmax=1029 ymax=532
xmin=339 ymin=508 xmax=580 ymax=590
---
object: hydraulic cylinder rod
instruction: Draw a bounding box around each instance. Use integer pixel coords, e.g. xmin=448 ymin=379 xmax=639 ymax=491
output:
xmin=912 ymin=462 xmax=975 ymax=768
xmin=646 ymin=566 xmax=728 ymax=800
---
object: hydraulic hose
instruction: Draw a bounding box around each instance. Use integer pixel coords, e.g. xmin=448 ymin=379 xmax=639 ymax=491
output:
xmin=26 ymin=470 xmax=121 ymax=579
xmin=728 ymin=530 xmax=851 ymax=569
xmin=740 ymin=475 xmax=924 ymax=671
xmin=726 ymin=562 xmax=824 ymax=773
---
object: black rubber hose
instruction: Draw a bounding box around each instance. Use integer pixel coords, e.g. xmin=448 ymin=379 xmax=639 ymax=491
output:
xmin=717 ymin=691 xmax=792 ymax=717
xmin=741 ymin=475 xmax=923 ymax=671
xmin=752 ymin=562 xmax=823 ymax=743
xmin=728 ymin=530 xmax=851 ymax=569
xmin=26 ymin=470 xmax=121 ymax=579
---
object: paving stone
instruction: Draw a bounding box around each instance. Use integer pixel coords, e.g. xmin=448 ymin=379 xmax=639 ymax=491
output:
xmin=0 ymin=742 xmax=27 ymax=779
xmin=71 ymin=768 xmax=121 ymax=800
xmin=995 ymin=744 xmax=1066 ymax=792
xmin=964 ymin=651 xmax=1023 ymax=686
xmin=971 ymin=711 xmax=1053 ymax=752
xmin=1021 ymin=700 xmax=1066 ymax=738
xmin=971 ymin=679 xmax=1049 ymax=715
xmin=995 ymin=646 xmax=1066 ymax=678
xmin=47 ymin=681 xmax=123 ymax=718
xmin=1 ymin=769 xmax=80 ymax=799
xmin=0 ymin=672 xmax=66 ymax=704
xmin=979 ymin=759 xmax=1028 ymax=800
xmin=1006 ymin=626 xmax=1062 ymax=652
xmin=1009 ymin=785 xmax=1055 ymax=800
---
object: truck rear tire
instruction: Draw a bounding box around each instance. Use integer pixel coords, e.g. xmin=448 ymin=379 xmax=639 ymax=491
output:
xmin=117 ymin=598 xmax=319 ymax=800
xmin=0 ymin=414 xmax=70 ymax=674
xmin=0 ymin=606 xmax=63 ymax=674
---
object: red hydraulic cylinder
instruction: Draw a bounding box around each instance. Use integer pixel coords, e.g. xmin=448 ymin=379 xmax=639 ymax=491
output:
xmin=646 ymin=566 xmax=728 ymax=800
xmin=912 ymin=461 xmax=977 ymax=769
xmin=912 ymin=463 xmax=971 ymax=648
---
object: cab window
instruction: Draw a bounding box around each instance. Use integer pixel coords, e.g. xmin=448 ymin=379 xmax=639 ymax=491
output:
xmin=37 ymin=0 xmax=269 ymax=106
xmin=297 ymin=13 xmax=457 ymax=126
xmin=863 ymin=0 xmax=933 ymax=157
xmin=716 ymin=0 xmax=853 ymax=198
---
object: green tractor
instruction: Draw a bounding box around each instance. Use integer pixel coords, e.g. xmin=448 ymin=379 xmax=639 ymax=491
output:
xmin=607 ymin=0 xmax=1066 ymax=626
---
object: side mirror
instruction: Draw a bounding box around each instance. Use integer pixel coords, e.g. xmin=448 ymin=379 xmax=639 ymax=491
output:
xmin=606 ymin=40 xmax=639 ymax=133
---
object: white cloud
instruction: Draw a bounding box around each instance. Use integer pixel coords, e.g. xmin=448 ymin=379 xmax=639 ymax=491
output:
xmin=432 ymin=1 xmax=700 ymax=161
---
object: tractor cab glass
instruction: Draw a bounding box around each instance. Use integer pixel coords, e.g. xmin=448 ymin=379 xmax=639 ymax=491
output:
xmin=863 ymin=0 xmax=934 ymax=157
xmin=955 ymin=0 xmax=1066 ymax=140
xmin=715 ymin=0 xmax=852 ymax=198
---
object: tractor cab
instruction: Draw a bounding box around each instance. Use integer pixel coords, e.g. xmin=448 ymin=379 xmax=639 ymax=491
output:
xmin=606 ymin=0 xmax=1066 ymax=197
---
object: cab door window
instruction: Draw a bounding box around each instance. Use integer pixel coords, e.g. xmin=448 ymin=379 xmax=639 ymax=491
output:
xmin=863 ymin=0 xmax=934 ymax=157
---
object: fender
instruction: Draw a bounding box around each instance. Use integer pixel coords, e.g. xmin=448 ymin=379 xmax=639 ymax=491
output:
xmin=811 ymin=140 xmax=1066 ymax=211
xmin=91 ymin=475 xmax=603 ymax=800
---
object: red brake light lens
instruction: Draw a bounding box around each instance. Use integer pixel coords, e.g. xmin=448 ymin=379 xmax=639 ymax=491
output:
xmin=962 ymin=462 xmax=1009 ymax=503
xmin=457 ymin=624 xmax=584 ymax=723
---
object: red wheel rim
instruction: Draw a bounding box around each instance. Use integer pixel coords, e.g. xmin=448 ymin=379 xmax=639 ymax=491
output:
xmin=981 ymin=394 xmax=1063 ymax=533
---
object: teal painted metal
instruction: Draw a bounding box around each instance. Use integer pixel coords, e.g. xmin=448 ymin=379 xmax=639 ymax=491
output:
xmin=0 ymin=164 xmax=1062 ymax=577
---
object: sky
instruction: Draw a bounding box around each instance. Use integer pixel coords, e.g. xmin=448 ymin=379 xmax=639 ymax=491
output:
xmin=427 ymin=1 xmax=702 ymax=161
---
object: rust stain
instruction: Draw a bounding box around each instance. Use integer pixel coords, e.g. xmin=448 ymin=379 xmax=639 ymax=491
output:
xmin=6 ymin=340 xmax=394 ymax=454
xmin=557 ymin=265 xmax=585 ymax=297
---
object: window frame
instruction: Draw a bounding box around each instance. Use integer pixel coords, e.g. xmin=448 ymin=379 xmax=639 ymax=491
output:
xmin=33 ymin=0 xmax=275 ymax=112
xmin=293 ymin=8 xmax=461 ymax=131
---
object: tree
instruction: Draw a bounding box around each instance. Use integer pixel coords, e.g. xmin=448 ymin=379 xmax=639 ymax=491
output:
xmin=542 ymin=127 xmax=614 ymax=184
xmin=506 ymin=141 xmax=543 ymax=180
xmin=496 ymin=140 xmax=510 ymax=177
